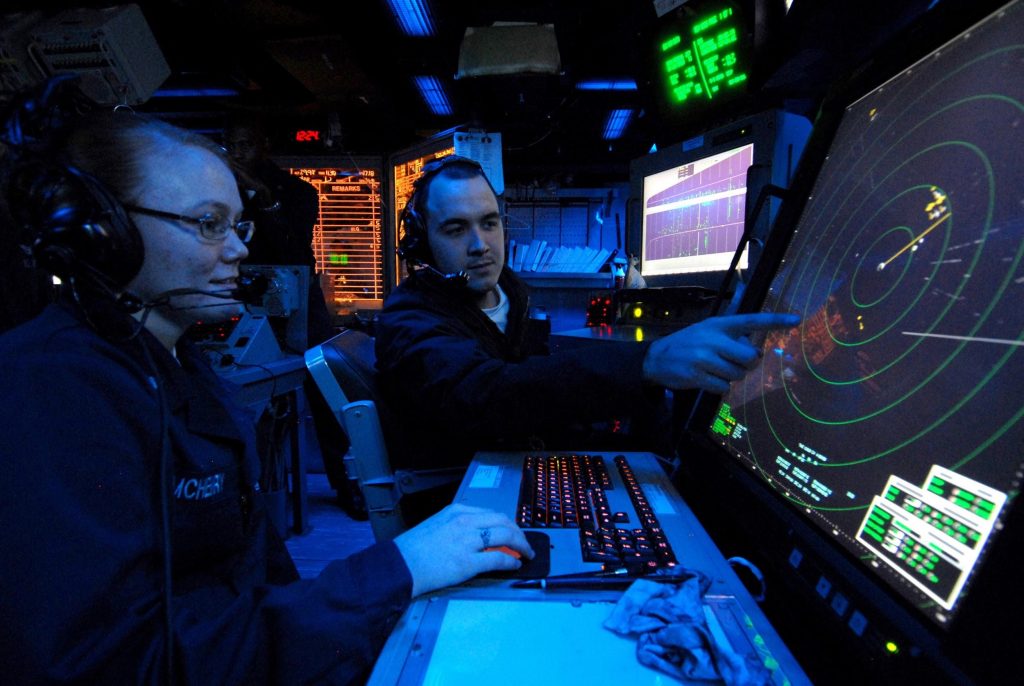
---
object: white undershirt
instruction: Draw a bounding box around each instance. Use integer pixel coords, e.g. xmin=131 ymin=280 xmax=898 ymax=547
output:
xmin=480 ymin=284 xmax=509 ymax=333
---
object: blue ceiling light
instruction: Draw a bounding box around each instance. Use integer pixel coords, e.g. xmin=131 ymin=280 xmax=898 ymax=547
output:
xmin=152 ymin=87 xmax=240 ymax=97
xmin=386 ymin=0 xmax=436 ymax=37
xmin=602 ymin=109 xmax=634 ymax=140
xmin=414 ymin=76 xmax=453 ymax=116
xmin=575 ymin=79 xmax=638 ymax=91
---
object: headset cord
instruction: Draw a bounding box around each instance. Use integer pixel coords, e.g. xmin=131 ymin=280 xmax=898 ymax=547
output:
xmin=137 ymin=337 xmax=175 ymax=684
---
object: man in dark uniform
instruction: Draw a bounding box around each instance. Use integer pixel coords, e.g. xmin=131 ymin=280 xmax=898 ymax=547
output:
xmin=375 ymin=156 xmax=800 ymax=486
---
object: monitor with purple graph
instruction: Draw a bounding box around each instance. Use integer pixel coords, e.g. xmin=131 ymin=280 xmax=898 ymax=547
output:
xmin=640 ymin=143 xmax=753 ymax=277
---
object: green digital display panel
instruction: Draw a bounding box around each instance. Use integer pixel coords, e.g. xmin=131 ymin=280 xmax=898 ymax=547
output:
xmin=656 ymin=3 xmax=750 ymax=111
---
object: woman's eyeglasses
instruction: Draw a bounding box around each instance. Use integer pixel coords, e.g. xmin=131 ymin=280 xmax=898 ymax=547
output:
xmin=124 ymin=204 xmax=255 ymax=243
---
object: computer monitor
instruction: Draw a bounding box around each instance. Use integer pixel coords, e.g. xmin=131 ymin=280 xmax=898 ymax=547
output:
xmin=683 ymin=1 xmax=1024 ymax=682
xmin=629 ymin=109 xmax=810 ymax=291
xmin=640 ymin=142 xmax=754 ymax=277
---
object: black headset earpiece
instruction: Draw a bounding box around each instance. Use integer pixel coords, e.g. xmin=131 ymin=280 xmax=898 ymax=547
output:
xmin=396 ymin=201 xmax=430 ymax=264
xmin=2 ymin=74 xmax=145 ymax=293
xmin=11 ymin=160 xmax=145 ymax=290
xmin=397 ymin=200 xmax=468 ymax=289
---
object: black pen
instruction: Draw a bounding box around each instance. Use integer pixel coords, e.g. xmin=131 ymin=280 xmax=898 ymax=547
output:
xmin=512 ymin=567 xmax=637 ymax=590
xmin=511 ymin=567 xmax=696 ymax=590
xmin=537 ymin=567 xmax=632 ymax=580
xmin=510 ymin=576 xmax=636 ymax=591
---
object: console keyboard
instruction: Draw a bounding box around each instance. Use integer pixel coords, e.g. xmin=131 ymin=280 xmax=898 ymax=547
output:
xmin=516 ymin=453 xmax=677 ymax=572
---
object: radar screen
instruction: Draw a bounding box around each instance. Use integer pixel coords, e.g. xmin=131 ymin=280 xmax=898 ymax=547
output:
xmin=711 ymin=1 xmax=1024 ymax=626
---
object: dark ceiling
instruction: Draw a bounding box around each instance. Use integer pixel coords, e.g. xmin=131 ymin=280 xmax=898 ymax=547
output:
xmin=4 ymin=0 xmax=939 ymax=186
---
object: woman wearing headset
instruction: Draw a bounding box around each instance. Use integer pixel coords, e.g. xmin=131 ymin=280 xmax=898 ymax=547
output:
xmin=0 ymin=94 xmax=532 ymax=684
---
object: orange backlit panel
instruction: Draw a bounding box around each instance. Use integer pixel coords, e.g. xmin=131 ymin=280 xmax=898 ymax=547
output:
xmin=391 ymin=145 xmax=455 ymax=284
xmin=289 ymin=167 xmax=383 ymax=314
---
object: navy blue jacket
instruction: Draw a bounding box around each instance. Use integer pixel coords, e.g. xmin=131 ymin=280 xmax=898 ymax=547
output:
xmin=374 ymin=268 xmax=667 ymax=470
xmin=0 ymin=301 xmax=411 ymax=684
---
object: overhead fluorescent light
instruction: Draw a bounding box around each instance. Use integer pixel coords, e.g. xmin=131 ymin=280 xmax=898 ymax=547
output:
xmin=386 ymin=0 xmax=436 ymax=37
xmin=575 ymin=79 xmax=637 ymax=91
xmin=602 ymin=109 xmax=633 ymax=140
xmin=414 ymin=76 xmax=453 ymax=116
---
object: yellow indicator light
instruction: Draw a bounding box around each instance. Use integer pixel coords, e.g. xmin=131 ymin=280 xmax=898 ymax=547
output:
xmin=885 ymin=641 xmax=900 ymax=655
xmin=633 ymin=306 xmax=644 ymax=319
xmin=635 ymin=328 xmax=644 ymax=342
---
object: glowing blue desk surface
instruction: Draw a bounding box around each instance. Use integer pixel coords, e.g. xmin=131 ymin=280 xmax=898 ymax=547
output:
xmin=368 ymin=450 xmax=811 ymax=686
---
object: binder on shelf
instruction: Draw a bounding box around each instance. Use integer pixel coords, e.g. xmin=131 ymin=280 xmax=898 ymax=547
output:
xmin=512 ymin=243 xmax=612 ymax=274
xmin=536 ymin=246 xmax=554 ymax=272
xmin=528 ymin=240 xmax=548 ymax=271
xmin=584 ymin=248 xmax=612 ymax=273
xmin=513 ymin=241 xmax=529 ymax=271
xmin=522 ymin=239 xmax=546 ymax=272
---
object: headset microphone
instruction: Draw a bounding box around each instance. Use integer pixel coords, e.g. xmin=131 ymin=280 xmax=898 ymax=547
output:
xmin=415 ymin=262 xmax=469 ymax=289
xmin=231 ymin=272 xmax=269 ymax=304
xmin=116 ymin=273 xmax=269 ymax=313
xmin=115 ymin=292 xmax=146 ymax=314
